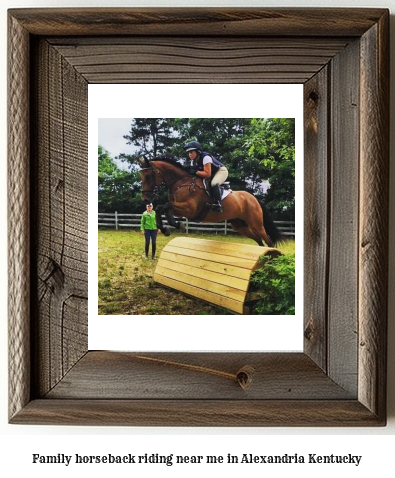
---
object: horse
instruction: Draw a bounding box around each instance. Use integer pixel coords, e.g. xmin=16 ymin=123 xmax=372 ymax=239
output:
xmin=139 ymin=156 xmax=282 ymax=247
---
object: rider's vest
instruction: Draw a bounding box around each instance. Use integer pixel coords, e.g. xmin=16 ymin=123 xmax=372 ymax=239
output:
xmin=197 ymin=152 xmax=224 ymax=177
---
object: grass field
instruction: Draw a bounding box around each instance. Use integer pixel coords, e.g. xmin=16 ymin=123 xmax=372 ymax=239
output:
xmin=98 ymin=229 xmax=295 ymax=315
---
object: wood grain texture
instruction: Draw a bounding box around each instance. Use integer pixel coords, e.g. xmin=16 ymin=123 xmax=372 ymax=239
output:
xmin=7 ymin=8 xmax=389 ymax=426
xmin=11 ymin=399 xmax=383 ymax=427
xmin=45 ymin=352 xmax=355 ymax=400
xmin=8 ymin=13 xmax=31 ymax=421
xmin=31 ymin=39 xmax=89 ymax=397
xmin=327 ymin=39 xmax=360 ymax=396
xmin=358 ymin=12 xmax=389 ymax=420
xmin=8 ymin=8 xmax=387 ymax=37
xmin=48 ymin=37 xmax=351 ymax=84
xmin=303 ymin=67 xmax=329 ymax=371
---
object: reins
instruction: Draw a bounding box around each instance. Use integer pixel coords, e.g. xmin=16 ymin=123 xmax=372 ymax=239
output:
xmin=174 ymin=175 xmax=206 ymax=195
xmin=142 ymin=160 xmax=205 ymax=197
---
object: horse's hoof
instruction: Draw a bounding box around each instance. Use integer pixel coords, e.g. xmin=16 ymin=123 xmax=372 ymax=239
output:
xmin=179 ymin=222 xmax=186 ymax=232
xmin=163 ymin=228 xmax=171 ymax=236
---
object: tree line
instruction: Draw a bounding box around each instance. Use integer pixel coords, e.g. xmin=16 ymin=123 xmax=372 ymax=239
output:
xmin=98 ymin=118 xmax=295 ymax=220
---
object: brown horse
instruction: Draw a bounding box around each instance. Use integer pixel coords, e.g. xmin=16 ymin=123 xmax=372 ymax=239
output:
xmin=140 ymin=156 xmax=282 ymax=247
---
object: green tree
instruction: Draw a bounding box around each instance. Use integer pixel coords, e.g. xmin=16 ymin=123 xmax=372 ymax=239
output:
xmin=98 ymin=145 xmax=142 ymax=213
xmin=245 ymin=118 xmax=295 ymax=220
xmin=120 ymin=118 xmax=181 ymax=168
xmin=98 ymin=144 xmax=119 ymax=176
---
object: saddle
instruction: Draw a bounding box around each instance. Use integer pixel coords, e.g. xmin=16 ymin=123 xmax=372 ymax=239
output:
xmin=192 ymin=180 xmax=232 ymax=221
xmin=202 ymin=179 xmax=231 ymax=197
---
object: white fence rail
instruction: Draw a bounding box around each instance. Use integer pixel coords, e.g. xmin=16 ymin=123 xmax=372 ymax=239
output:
xmin=98 ymin=212 xmax=295 ymax=237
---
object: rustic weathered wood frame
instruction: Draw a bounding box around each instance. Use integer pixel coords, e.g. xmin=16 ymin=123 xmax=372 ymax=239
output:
xmin=8 ymin=8 xmax=389 ymax=426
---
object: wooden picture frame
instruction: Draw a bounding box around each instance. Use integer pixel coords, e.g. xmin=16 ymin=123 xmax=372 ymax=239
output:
xmin=8 ymin=8 xmax=389 ymax=426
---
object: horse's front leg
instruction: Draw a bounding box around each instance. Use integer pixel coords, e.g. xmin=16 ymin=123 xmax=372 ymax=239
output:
xmin=163 ymin=203 xmax=186 ymax=232
xmin=154 ymin=204 xmax=171 ymax=236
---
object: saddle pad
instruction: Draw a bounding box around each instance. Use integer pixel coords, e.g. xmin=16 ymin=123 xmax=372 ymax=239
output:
xmin=221 ymin=189 xmax=232 ymax=200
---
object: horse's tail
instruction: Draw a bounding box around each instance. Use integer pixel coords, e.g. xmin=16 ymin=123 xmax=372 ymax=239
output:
xmin=259 ymin=201 xmax=283 ymax=246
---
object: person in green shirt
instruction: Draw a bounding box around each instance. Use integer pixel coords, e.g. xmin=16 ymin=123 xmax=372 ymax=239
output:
xmin=140 ymin=203 xmax=160 ymax=259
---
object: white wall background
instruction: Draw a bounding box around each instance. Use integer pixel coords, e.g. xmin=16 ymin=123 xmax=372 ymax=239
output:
xmin=1 ymin=1 xmax=394 ymax=477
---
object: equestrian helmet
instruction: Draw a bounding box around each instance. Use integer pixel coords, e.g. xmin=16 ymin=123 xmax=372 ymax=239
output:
xmin=184 ymin=141 xmax=202 ymax=152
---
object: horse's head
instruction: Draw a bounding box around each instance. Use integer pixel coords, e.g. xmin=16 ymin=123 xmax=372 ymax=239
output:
xmin=139 ymin=157 xmax=163 ymax=203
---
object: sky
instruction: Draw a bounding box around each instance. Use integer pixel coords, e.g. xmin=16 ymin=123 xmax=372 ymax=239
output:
xmin=98 ymin=118 xmax=136 ymax=166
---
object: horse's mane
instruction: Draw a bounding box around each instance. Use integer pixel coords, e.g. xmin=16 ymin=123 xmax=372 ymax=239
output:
xmin=151 ymin=155 xmax=189 ymax=172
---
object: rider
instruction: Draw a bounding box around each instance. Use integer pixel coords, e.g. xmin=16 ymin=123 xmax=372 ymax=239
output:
xmin=184 ymin=141 xmax=228 ymax=212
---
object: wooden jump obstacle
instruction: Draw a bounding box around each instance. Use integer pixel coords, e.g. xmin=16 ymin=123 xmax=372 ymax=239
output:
xmin=154 ymin=237 xmax=282 ymax=314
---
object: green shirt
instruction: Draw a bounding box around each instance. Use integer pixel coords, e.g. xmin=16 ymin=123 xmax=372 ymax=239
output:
xmin=140 ymin=210 xmax=157 ymax=231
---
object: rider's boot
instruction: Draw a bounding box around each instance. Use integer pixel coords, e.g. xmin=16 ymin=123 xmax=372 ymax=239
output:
xmin=211 ymin=184 xmax=222 ymax=212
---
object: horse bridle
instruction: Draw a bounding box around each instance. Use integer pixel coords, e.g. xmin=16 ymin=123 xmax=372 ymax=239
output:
xmin=141 ymin=165 xmax=162 ymax=195
xmin=141 ymin=163 xmax=184 ymax=194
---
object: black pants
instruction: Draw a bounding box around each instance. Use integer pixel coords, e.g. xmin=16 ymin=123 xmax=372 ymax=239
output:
xmin=144 ymin=230 xmax=158 ymax=258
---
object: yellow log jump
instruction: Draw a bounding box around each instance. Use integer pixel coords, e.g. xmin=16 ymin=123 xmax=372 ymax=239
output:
xmin=154 ymin=237 xmax=282 ymax=314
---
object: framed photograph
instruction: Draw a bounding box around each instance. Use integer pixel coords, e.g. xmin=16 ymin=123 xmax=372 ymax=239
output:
xmin=8 ymin=8 xmax=389 ymax=426
xmin=90 ymin=86 xmax=303 ymax=351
